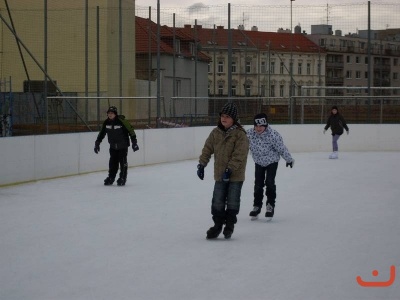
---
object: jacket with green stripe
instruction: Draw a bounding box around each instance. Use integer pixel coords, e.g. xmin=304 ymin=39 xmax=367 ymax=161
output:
xmin=96 ymin=115 xmax=136 ymax=150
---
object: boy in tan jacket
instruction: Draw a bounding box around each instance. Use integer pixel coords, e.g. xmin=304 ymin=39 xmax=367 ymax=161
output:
xmin=197 ymin=102 xmax=249 ymax=239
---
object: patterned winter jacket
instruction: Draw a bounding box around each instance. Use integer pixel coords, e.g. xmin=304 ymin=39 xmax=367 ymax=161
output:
xmin=199 ymin=124 xmax=249 ymax=182
xmin=247 ymin=126 xmax=293 ymax=167
xmin=96 ymin=115 xmax=136 ymax=150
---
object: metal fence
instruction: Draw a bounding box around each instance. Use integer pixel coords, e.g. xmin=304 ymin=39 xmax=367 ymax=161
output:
xmin=6 ymin=95 xmax=399 ymax=136
xmin=167 ymin=96 xmax=400 ymax=126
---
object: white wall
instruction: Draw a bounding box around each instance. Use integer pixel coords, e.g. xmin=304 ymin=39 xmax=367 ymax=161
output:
xmin=1 ymin=124 xmax=399 ymax=186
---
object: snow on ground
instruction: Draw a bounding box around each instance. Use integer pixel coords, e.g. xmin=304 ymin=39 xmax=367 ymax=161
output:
xmin=1 ymin=152 xmax=400 ymax=300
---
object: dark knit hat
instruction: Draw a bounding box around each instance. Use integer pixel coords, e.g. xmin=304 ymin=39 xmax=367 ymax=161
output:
xmin=331 ymin=106 xmax=338 ymax=111
xmin=254 ymin=113 xmax=268 ymax=127
xmin=220 ymin=102 xmax=238 ymax=121
xmin=107 ymin=106 xmax=118 ymax=115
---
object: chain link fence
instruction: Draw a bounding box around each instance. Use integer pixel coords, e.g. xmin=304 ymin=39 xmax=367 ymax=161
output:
xmin=1 ymin=2 xmax=400 ymax=135
xmin=8 ymin=95 xmax=399 ymax=135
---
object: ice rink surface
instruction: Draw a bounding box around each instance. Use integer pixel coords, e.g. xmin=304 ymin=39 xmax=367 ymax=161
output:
xmin=1 ymin=152 xmax=400 ymax=300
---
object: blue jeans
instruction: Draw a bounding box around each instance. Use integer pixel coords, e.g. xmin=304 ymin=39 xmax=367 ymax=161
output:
xmin=332 ymin=134 xmax=341 ymax=152
xmin=211 ymin=181 xmax=243 ymax=225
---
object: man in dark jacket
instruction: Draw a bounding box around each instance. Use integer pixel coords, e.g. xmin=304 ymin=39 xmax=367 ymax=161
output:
xmin=324 ymin=106 xmax=349 ymax=159
xmin=94 ymin=106 xmax=139 ymax=185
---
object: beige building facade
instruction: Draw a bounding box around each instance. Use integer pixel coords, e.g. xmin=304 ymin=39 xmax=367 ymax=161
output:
xmin=307 ymin=26 xmax=400 ymax=96
xmin=0 ymin=0 xmax=136 ymax=118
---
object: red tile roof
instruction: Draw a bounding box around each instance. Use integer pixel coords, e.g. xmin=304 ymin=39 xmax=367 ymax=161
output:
xmin=178 ymin=25 xmax=324 ymax=54
xmin=135 ymin=16 xmax=210 ymax=62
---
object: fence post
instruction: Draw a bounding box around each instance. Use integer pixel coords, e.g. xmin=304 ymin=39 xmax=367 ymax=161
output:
xmin=300 ymin=97 xmax=304 ymax=124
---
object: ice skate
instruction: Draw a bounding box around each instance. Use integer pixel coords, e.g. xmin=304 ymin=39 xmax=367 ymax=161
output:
xmin=223 ymin=224 xmax=234 ymax=239
xmin=249 ymin=206 xmax=261 ymax=220
xmin=206 ymin=224 xmax=223 ymax=239
xmin=329 ymin=151 xmax=338 ymax=159
xmin=117 ymin=178 xmax=126 ymax=186
xmin=104 ymin=177 xmax=115 ymax=185
xmin=265 ymin=203 xmax=274 ymax=222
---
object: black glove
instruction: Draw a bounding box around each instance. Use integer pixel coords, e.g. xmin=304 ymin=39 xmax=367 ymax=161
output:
xmin=197 ymin=164 xmax=204 ymax=180
xmin=222 ymin=168 xmax=232 ymax=182
xmin=286 ymin=160 xmax=294 ymax=168
xmin=94 ymin=141 xmax=100 ymax=154
xmin=131 ymin=138 xmax=139 ymax=152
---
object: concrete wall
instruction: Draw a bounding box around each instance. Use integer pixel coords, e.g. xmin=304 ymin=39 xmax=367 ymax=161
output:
xmin=1 ymin=124 xmax=399 ymax=186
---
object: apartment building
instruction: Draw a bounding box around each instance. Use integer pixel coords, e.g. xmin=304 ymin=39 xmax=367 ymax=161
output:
xmin=307 ymin=25 xmax=400 ymax=96
xmin=179 ymin=25 xmax=326 ymax=98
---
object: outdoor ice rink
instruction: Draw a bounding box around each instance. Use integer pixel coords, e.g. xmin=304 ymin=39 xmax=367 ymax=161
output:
xmin=1 ymin=151 xmax=400 ymax=300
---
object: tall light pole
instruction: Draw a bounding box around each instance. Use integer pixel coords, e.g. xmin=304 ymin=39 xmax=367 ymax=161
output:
xmin=290 ymin=0 xmax=295 ymax=123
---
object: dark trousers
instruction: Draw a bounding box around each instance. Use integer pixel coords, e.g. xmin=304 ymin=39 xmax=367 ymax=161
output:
xmin=211 ymin=181 xmax=243 ymax=226
xmin=253 ymin=162 xmax=278 ymax=208
xmin=108 ymin=148 xmax=128 ymax=180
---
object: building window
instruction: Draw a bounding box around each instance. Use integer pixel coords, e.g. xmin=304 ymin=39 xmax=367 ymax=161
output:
xmin=280 ymin=62 xmax=284 ymax=74
xmin=261 ymin=61 xmax=267 ymax=73
xmin=218 ymin=61 xmax=224 ymax=73
xmin=246 ymin=61 xmax=251 ymax=73
xmin=176 ymin=80 xmax=181 ymax=97
xmin=394 ymin=58 xmax=398 ymax=66
xmin=270 ymin=62 xmax=275 ymax=74
xmin=218 ymin=84 xmax=223 ymax=95
xmin=231 ymin=85 xmax=237 ymax=96
xmin=208 ymin=83 xmax=211 ymax=95
xmin=279 ymin=85 xmax=284 ymax=97
xmin=298 ymin=63 xmax=302 ymax=75
xmin=365 ymin=72 xmax=368 ymax=79
xmin=365 ymin=57 xmax=368 ymax=64
xmin=261 ymin=85 xmax=266 ymax=97
xmin=231 ymin=61 xmax=237 ymax=73
xmin=270 ymin=85 xmax=275 ymax=97
xmin=346 ymin=70 xmax=352 ymax=79
xmin=347 ymin=56 xmax=351 ymax=63
xmin=307 ymin=63 xmax=311 ymax=75
xmin=356 ymin=56 xmax=360 ymax=63
xmin=393 ymin=72 xmax=398 ymax=80
xmin=245 ymin=85 xmax=251 ymax=97
xmin=356 ymin=71 xmax=361 ymax=79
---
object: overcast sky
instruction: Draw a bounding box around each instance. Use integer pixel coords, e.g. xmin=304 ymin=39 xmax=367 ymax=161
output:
xmin=136 ymin=0 xmax=391 ymax=8
xmin=135 ymin=0 xmax=399 ymax=35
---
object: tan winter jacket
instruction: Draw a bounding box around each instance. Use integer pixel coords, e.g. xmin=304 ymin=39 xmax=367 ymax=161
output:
xmin=199 ymin=125 xmax=249 ymax=182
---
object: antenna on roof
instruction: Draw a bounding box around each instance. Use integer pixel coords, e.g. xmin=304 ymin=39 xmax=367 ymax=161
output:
xmin=242 ymin=12 xmax=249 ymax=29
xmin=326 ymin=2 xmax=331 ymax=25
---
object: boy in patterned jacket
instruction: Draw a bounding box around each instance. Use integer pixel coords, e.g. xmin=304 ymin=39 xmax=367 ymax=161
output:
xmin=246 ymin=113 xmax=294 ymax=221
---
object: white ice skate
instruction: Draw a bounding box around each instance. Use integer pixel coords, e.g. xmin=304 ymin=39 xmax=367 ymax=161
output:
xmin=329 ymin=151 xmax=338 ymax=159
